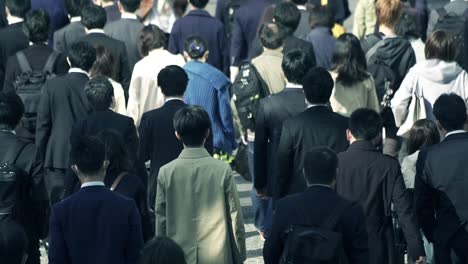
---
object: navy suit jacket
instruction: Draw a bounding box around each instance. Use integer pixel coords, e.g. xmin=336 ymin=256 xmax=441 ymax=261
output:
xmin=49 ymin=185 xmax=143 ymax=264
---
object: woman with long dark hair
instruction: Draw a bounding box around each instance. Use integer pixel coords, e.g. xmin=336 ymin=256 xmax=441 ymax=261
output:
xmin=329 ymin=33 xmax=380 ymax=116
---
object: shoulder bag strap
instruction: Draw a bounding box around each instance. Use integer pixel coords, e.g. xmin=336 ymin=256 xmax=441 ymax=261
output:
xmin=16 ymin=51 xmax=32 ymax=73
xmin=110 ymin=172 xmax=127 ymax=191
xmin=43 ymin=52 xmax=59 ymax=73
xmin=365 ymin=39 xmax=387 ymax=62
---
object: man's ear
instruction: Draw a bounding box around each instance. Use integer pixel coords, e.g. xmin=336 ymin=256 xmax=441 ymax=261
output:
xmin=175 ymin=131 xmax=182 ymax=141
xmin=103 ymin=160 xmax=110 ymax=171
xmin=5 ymin=7 xmax=10 ymax=17
xmin=183 ymin=51 xmax=189 ymax=61
xmin=203 ymin=51 xmax=210 ymax=61
xmin=346 ymin=129 xmax=352 ymax=142
xmin=71 ymin=164 xmax=79 ymax=174
xmin=117 ymin=1 xmax=124 ymax=12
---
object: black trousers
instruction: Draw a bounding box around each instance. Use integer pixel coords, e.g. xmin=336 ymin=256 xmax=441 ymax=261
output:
xmin=44 ymin=168 xmax=66 ymax=206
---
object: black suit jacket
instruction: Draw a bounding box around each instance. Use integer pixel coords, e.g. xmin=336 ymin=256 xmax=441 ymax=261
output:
xmin=275 ymin=106 xmax=348 ymax=199
xmin=53 ymin=21 xmax=86 ymax=54
xmin=0 ymin=22 xmax=29 ymax=88
xmin=254 ymin=88 xmax=306 ymax=196
xmin=264 ymin=186 xmax=369 ymax=264
xmin=36 ymin=72 xmax=92 ymax=170
xmin=0 ymin=0 xmax=6 ymax=29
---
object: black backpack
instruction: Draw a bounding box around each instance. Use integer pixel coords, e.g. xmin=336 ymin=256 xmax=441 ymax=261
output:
xmin=13 ymin=51 xmax=58 ymax=135
xmin=433 ymin=8 xmax=468 ymax=71
xmin=232 ymin=61 xmax=270 ymax=131
xmin=279 ymin=202 xmax=350 ymax=264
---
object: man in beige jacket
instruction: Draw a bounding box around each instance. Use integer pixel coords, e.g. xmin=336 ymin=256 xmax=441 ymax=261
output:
xmin=155 ymin=106 xmax=246 ymax=264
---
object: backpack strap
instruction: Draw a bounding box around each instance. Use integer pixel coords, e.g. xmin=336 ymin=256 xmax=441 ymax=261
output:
xmin=16 ymin=52 xmax=32 ymax=73
xmin=43 ymin=52 xmax=59 ymax=73
xmin=2 ymin=140 xmax=28 ymax=165
xmin=436 ymin=7 xmax=448 ymax=19
xmin=321 ymin=201 xmax=351 ymax=230
xmin=366 ymin=39 xmax=387 ymax=62
xmin=110 ymin=172 xmax=127 ymax=191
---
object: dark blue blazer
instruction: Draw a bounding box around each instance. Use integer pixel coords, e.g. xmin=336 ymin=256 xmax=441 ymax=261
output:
xmin=49 ymin=185 xmax=143 ymax=264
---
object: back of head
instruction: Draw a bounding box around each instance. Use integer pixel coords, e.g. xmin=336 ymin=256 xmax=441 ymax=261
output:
xmin=0 ymin=92 xmax=24 ymax=131
xmin=302 ymin=67 xmax=334 ymax=104
xmin=174 ymin=106 xmax=211 ymax=147
xmin=97 ymin=129 xmax=130 ymax=175
xmin=376 ymin=0 xmax=401 ymax=28
xmin=349 ymin=108 xmax=383 ymax=141
xmin=0 ymin=220 xmax=28 ymax=264
xmin=158 ymin=65 xmax=188 ymax=98
xmin=23 ymin=9 xmax=50 ymax=44
xmin=90 ymin=45 xmax=117 ymax=80
xmin=68 ymin=41 xmax=97 ymax=71
xmin=304 ymin=147 xmax=338 ymax=185
xmin=84 ymin=76 xmax=114 ymax=111
xmin=81 ymin=4 xmax=107 ymax=29
xmin=407 ymin=119 xmax=440 ymax=155
xmin=332 ymin=33 xmax=368 ymax=86
xmin=273 ymin=2 xmax=301 ymax=35
xmin=137 ymin=25 xmax=167 ymax=57
xmin=119 ymin=0 xmax=141 ymax=13
xmin=184 ymin=35 xmax=208 ymax=60
xmin=140 ymin=237 xmax=187 ymax=264
xmin=309 ymin=6 xmax=334 ymax=30
xmin=433 ymin=93 xmax=467 ymax=132
xmin=65 ymin=0 xmax=89 ymax=17
xmin=259 ymin=23 xmax=284 ymax=50
xmin=291 ymin=0 xmax=308 ymax=5
xmin=425 ymin=30 xmax=456 ymax=61
xmin=70 ymin=136 xmax=106 ymax=177
xmin=189 ymin=0 xmax=209 ymax=9
xmin=282 ymin=49 xmax=312 ymax=85
xmin=395 ymin=12 xmax=420 ymax=39
xmin=6 ymin=0 xmax=30 ymax=18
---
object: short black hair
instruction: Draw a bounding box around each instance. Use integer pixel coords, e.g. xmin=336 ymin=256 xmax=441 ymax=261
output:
xmin=292 ymin=0 xmax=308 ymax=4
xmin=68 ymin=41 xmax=97 ymax=71
xmin=137 ymin=25 xmax=167 ymax=57
xmin=259 ymin=23 xmax=284 ymax=49
xmin=6 ymin=0 xmax=30 ymax=18
xmin=302 ymin=67 xmax=334 ymax=104
xmin=349 ymin=108 xmax=383 ymax=140
xmin=189 ymin=0 xmax=209 ymax=9
xmin=97 ymin=129 xmax=131 ymax=176
xmin=184 ymin=36 xmax=208 ymax=59
xmin=0 ymin=220 xmax=28 ymax=264
xmin=304 ymin=147 xmax=338 ymax=185
xmin=65 ymin=0 xmax=89 ymax=17
xmin=70 ymin=136 xmax=106 ymax=175
xmin=274 ymin=2 xmax=301 ymax=35
xmin=119 ymin=0 xmax=141 ymax=12
xmin=140 ymin=237 xmax=187 ymax=264
xmin=23 ymin=9 xmax=50 ymax=44
xmin=395 ymin=11 xmax=420 ymax=39
xmin=158 ymin=65 xmax=188 ymax=97
xmin=425 ymin=30 xmax=456 ymax=61
xmin=433 ymin=93 xmax=467 ymax=131
xmin=407 ymin=119 xmax=440 ymax=155
xmin=282 ymin=49 xmax=311 ymax=85
xmin=0 ymin=92 xmax=24 ymax=130
xmin=309 ymin=6 xmax=334 ymax=29
xmin=85 ymin=77 xmax=114 ymax=111
xmin=174 ymin=106 xmax=211 ymax=147
xmin=81 ymin=4 xmax=107 ymax=29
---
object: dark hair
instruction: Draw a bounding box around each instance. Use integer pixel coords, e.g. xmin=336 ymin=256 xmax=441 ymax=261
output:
xmin=65 ymin=0 xmax=89 ymax=17
xmin=119 ymin=0 xmax=141 ymax=13
xmin=395 ymin=12 xmax=420 ymax=39
xmin=407 ymin=119 xmax=440 ymax=155
xmin=97 ymin=129 xmax=131 ymax=176
xmin=425 ymin=30 xmax=456 ymax=61
xmin=158 ymin=65 xmax=188 ymax=97
xmin=331 ymin=33 xmax=369 ymax=86
xmin=302 ymin=67 xmax=334 ymax=104
xmin=6 ymin=0 xmax=30 ymax=18
xmin=376 ymin=0 xmax=402 ymax=27
xmin=292 ymin=0 xmax=308 ymax=4
xmin=68 ymin=41 xmax=97 ymax=71
xmin=23 ymin=9 xmax=50 ymax=44
xmin=174 ymin=106 xmax=211 ymax=147
xmin=81 ymin=5 xmax=107 ymax=29
xmin=282 ymin=49 xmax=312 ymax=84
xmin=273 ymin=2 xmax=301 ymax=35
xmin=0 ymin=92 xmax=24 ymax=130
xmin=309 ymin=6 xmax=334 ymax=29
xmin=184 ymin=36 xmax=208 ymax=59
xmin=140 ymin=237 xmax=187 ymax=264
xmin=137 ymin=25 xmax=167 ymax=57
xmin=260 ymin=23 xmax=284 ymax=49
xmin=189 ymin=0 xmax=209 ymax=9
xmin=0 ymin=220 xmax=28 ymax=264
xmin=349 ymin=108 xmax=383 ymax=140
xmin=90 ymin=45 xmax=117 ymax=80
xmin=70 ymin=136 xmax=106 ymax=175
xmin=85 ymin=77 xmax=114 ymax=111
xmin=433 ymin=93 xmax=467 ymax=131
xmin=304 ymin=147 xmax=338 ymax=185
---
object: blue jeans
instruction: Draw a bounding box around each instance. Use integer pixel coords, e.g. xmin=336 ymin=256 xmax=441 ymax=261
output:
xmin=248 ymin=140 xmax=270 ymax=233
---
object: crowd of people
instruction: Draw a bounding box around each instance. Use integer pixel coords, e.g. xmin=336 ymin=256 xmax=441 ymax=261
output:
xmin=0 ymin=0 xmax=468 ymax=263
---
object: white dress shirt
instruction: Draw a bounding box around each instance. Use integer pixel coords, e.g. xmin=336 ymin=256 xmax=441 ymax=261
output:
xmin=81 ymin=181 xmax=105 ymax=188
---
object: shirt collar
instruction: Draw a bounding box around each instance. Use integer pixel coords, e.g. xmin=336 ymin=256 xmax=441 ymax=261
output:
xmin=121 ymin=12 xmax=138 ymax=20
xmin=165 ymin=97 xmax=184 ymax=103
xmin=8 ymin=16 xmax=23 ymax=25
xmin=297 ymin=5 xmax=307 ymax=10
xmin=445 ymin=130 xmax=466 ymax=138
xmin=286 ymin=83 xmax=302 ymax=89
xmin=87 ymin=28 xmax=105 ymax=34
xmin=81 ymin=181 xmax=105 ymax=188
xmin=70 ymin=17 xmax=81 ymax=23
xmin=307 ymin=103 xmax=327 ymax=109
xmin=0 ymin=130 xmax=15 ymax=134
xmin=69 ymin=68 xmax=89 ymax=76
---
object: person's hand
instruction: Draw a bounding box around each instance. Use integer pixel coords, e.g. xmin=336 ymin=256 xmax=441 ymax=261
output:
xmin=241 ymin=136 xmax=248 ymax=146
xmin=256 ymin=189 xmax=269 ymax=200
xmin=415 ymin=256 xmax=426 ymax=264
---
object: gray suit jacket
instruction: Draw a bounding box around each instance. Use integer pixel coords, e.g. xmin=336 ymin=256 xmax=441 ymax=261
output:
xmin=53 ymin=21 xmax=86 ymax=54
xmin=427 ymin=0 xmax=468 ymax=35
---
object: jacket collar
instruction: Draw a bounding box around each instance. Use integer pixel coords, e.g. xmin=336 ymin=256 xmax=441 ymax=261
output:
xmin=443 ymin=132 xmax=468 ymax=142
xmin=186 ymin=9 xmax=211 ymax=18
xmin=179 ymin=147 xmax=211 ymax=159
xmin=304 ymin=105 xmax=331 ymax=113
xmin=164 ymin=99 xmax=185 ymax=107
xmin=348 ymin=140 xmax=379 ymax=152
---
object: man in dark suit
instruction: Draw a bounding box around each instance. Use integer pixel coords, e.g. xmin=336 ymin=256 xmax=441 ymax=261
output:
xmin=79 ymin=4 xmax=131 ymax=97
xmin=275 ymin=67 xmax=348 ymax=199
xmin=48 ymin=136 xmax=143 ymax=264
xmin=291 ymin=0 xmax=310 ymax=39
xmin=415 ymin=94 xmax=468 ymax=263
xmin=336 ymin=108 xmax=425 ymax=264
xmin=0 ymin=92 xmax=49 ymax=264
xmin=264 ymin=147 xmax=369 ymax=264
xmin=53 ymin=0 xmax=88 ymax=54
xmin=36 ymin=41 xmax=95 ymax=206
xmin=105 ymin=0 xmax=144 ymax=73
xmin=0 ymin=0 xmax=30 ymax=87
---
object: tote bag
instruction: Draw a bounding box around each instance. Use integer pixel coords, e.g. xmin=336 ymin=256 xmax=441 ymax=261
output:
xmin=397 ymin=86 xmax=427 ymax=137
